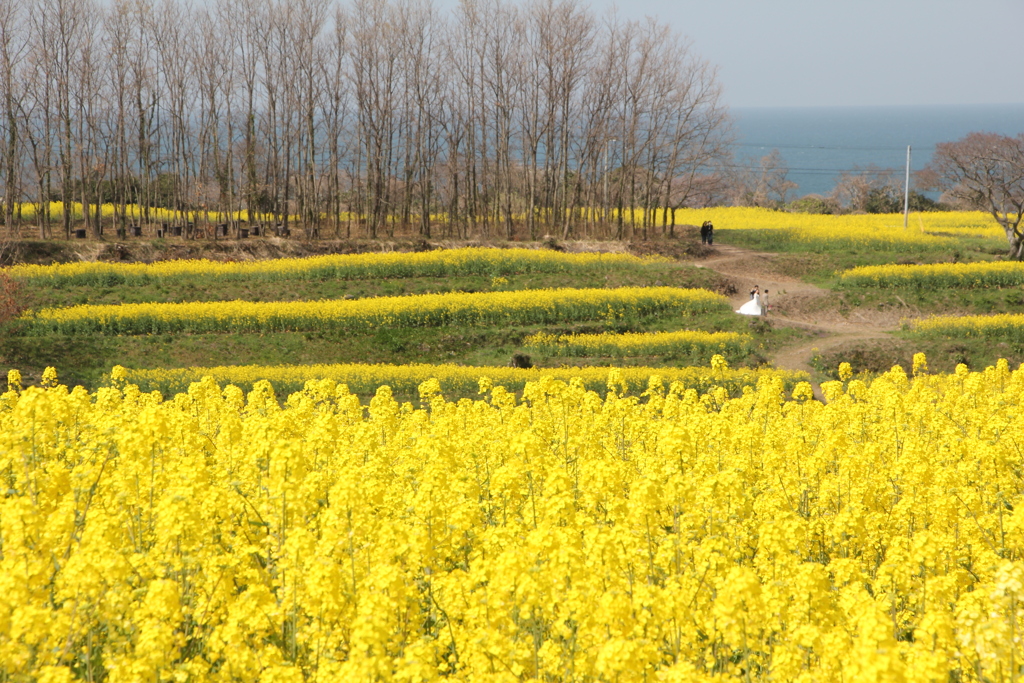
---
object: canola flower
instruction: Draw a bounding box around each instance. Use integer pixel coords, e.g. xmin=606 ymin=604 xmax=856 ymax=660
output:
xmin=569 ymin=207 xmax=1002 ymax=238
xmin=10 ymin=201 xmax=285 ymax=223
xmin=664 ymin=208 xmax=1005 ymax=252
xmin=669 ymin=207 xmax=1001 ymax=236
xmin=22 ymin=286 xmax=727 ymax=336
xmin=3 ymin=357 xmax=1024 ymax=681
xmin=9 ymin=202 xmax=1004 ymax=235
xmin=117 ymin=358 xmax=796 ymax=398
xmin=839 ymin=260 xmax=1024 ymax=289
xmin=524 ymin=329 xmax=750 ymax=362
xmin=6 ymin=247 xmax=653 ymax=287
xmin=911 ymin=313 xmax=1024 ymax=343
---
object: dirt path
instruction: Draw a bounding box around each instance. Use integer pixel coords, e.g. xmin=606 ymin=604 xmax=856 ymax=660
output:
xmin=688 ymin=244 xmax=898 ymax=385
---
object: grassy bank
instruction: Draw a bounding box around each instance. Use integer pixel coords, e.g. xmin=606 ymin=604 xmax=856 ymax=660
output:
xmin=1 ymin=304 xmax=798 ymax=391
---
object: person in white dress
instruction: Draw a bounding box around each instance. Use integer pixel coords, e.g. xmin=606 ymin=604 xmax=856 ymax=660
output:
xmin=737 ymin=285 xmax=762 ymax=316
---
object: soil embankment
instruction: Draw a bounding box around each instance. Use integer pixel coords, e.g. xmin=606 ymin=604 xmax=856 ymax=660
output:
xmin=1 ymin=237 xmax=446 ymax=266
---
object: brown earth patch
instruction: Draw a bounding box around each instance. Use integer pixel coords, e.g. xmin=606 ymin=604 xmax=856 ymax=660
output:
xmin=680 ymin=243 xmax=904 ymax=390
xmin=5 ymin=237 xmax=455 ymax=266
xmin=808 ymin=338 xmax=915 ymax=379
xmin=627 ymin=237 xmax=715 ymax=261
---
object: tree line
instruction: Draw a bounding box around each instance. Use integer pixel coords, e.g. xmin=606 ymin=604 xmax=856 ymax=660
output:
xmin=0 ymin=0 xmax=732 ymax=241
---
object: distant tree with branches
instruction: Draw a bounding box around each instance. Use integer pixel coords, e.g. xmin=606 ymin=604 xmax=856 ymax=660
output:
xmin=0 ymin=0 xmax=734 ymax=240
xmin=922 ymin=132 xmax=1024 ymax=259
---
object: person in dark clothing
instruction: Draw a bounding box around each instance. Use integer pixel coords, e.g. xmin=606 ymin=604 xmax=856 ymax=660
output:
xmin=706 ymin=221 xmax=714 ymax=245
xmin=700 ymin=221 xmax=709 ymax=244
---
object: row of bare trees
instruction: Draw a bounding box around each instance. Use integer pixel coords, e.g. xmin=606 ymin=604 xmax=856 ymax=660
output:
xmin=0 ymin=0 xmax=732 ymax=241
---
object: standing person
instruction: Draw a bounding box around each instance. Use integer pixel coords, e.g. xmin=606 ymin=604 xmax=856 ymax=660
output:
xmin=737 ymin=285 xmax=761 ymax=315
xmin=700 ymin=221 xmax=709 ymax=244
xmin=707 ymin=221 xmax=714 ymax=245
xmin=762 ymin=289 xmax=769 ymax=315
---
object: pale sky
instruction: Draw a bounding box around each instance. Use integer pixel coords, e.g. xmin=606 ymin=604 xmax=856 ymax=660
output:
xmin=430 ymin=0 xmax=1024 ymax=109
xmin=591 ymin=0 xmax=1024 ymax=108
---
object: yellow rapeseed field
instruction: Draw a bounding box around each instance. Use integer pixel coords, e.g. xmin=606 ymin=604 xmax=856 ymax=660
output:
xmin=23 ymin=287 xmax=728 ymax=336
xmin=667 ymin=208 xmax=1005 ymax=251
xmin=12 ymin=201 xmax=282 ymax=223
xmin=669 ymin=207 xmax=1003 ymax=236
xmin=524 ymin=329 xmax=750 ymax=361
xmin=3 ymin=357 xmax=1024 ymax=681
xmin=5 ymin=248 xmax=654 ymax=287
xmin=118 ymin=358 xmax=796 ymax=398
xmin=13 ymin=204 xmax=1006 ymax=245
xmin=911 ymin=313 xmax=1024 ymax=343
xmin=840 ymin=261 xmax=1024 ymax=289
xmin=13 ymin=203 xmax=1002 ymax=233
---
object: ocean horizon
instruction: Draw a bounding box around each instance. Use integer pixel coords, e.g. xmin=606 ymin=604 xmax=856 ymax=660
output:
xmin=730 ymin=103 xmax=1024 ymax=199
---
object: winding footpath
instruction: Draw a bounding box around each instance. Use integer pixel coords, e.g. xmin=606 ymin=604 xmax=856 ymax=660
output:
xmin=688 ymin=244 xmax=899 ymax=381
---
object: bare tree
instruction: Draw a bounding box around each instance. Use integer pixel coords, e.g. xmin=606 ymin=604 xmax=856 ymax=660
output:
xmin=152 ymin=0 xmax=194 ymax=229
xmin=320 ymin=3 xmax=351 ymax=236
xmin=923 ymin=132 xmax=1024 ymax=259
xmin=226 ymin=0 xmax=265 ymax=232
xmin=74 ymin=4 xmax=105 ymax=237
xmin=448 ymin=0 xmax=487 ymax=236
xmin=288 ymin=0 xmax=329 ymax=236
xmin=828 ymin=164 xmax=897 ymax=213
xmin=20 ymin=6 xmax=55 ymax=239
xmin=657 ymin=42 xmax=731 ymax=233
xmin=0 ymin=0 xmax=27 ymax=241
xmin=104 ymin=0 xmax=134 ymax=234
xmin=35 ymin=0 xmax=93 ymax=238
xmin=758 ymin=149 xmax=797 ymax=208
xmin=728 ymin=150 xmax=796 ymax=208
xmin=192 ymin=7 xmax=229 ymax=233
xmin=478 ymin=0 xmax=521 ymax=238
xmin=396 ymin=0 xmax=446 ymax=238
xmin=125 ymin=0 xmax=159 ymax=228
xmin=350 ymin=0 xmax=401 ymax=238
xmin=532 ymin=0 xmax=593 ymax=239
xmin=0 ymin=0 xmax=736 ymax=242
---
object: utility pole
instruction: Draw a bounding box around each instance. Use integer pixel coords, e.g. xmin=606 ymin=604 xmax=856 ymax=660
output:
xmin=903 ymin=145 xmax=911 ymax=228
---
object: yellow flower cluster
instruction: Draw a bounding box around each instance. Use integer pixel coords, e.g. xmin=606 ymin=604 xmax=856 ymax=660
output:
xmin=670 ymin=207 xmax=1001 ymax=237
xmin=6 ymin=247 xmax=651 ymax=287
xmin=664 ymin=208 xmax=1005 ymax=252
xmin=524 ymin=329 xmax=750 ymax=361
xmin=24 ymin=287 xmax=728 ymax=336
xmin=911 ymin=313 xmax=1024 ymax=342
xmin=10 ymin=203 xmax=1005 ymax=237
xmin=10 ymin=201 xmax=288 ymax=223
xmin=4 ymin=357 xmax=1024 ymax=681
xmin=117 ymin=359 xmax=800 ymax=398
xmin=840 ymin=260 xmax=1024 ymax=289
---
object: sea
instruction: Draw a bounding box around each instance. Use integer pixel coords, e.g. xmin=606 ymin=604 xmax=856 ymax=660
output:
xmin=730 ymin=103 xmax=1024 ymax=199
